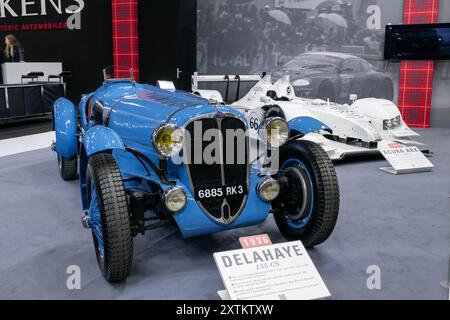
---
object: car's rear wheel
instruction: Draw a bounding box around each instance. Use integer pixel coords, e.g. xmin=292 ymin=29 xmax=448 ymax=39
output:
xmin=272 ymin=140 xmax=340 ymax=247
xmin=58 ymin=155 xmax=77 ymax=181
xmin=317 ymin=81 xmax=336 ymax=102
xmin=86 ymin=153 xmax=133 ymax=282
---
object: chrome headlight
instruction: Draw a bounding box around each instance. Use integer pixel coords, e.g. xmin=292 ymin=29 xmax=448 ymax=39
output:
xmin=259 ymin=117 xmax=289 ymax=147
xmin=163 ymin=187 xmax=187 ymax=212
xmin=152 ymin=124 xmax=184 ymax=158
xmin=383 ymin=115 xmax=402 ymax=130
xmin=258 ymin=178 xmax=280 ymax=202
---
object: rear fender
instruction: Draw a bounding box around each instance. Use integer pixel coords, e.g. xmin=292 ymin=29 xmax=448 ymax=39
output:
xmin=53 ymin=98 xmax=78 ymax=158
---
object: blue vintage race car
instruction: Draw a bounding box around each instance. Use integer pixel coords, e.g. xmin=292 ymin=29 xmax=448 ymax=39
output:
xmin=53 ymin=76 xmax=339 ymax=282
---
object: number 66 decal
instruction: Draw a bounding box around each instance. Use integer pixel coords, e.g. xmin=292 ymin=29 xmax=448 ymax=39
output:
xmin=249 ymin=113 xmax=261 ymax=132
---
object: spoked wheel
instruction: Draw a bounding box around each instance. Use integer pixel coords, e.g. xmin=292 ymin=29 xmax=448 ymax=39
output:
xmin=86 ymin=153 xmax=133 ymax=282
xmin=89 ymin=184 xmax=105 ymax=263
xmin=272 ymin=140 xmax=340 ymax=247
xmin=57 ymin=154 xmax=77 ymax=181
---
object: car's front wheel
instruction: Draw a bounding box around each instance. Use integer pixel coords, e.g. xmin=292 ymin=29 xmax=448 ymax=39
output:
xmin=86 ymin=153 xmax=133 ymax=282
xmin=272 ymin=140 xmax=340 ymax=247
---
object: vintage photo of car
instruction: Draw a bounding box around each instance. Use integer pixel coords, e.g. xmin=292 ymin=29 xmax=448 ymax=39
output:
xmin=197 ymin=0 xmax=399 ymax=108
xmin=192 ymin=73 xmax=422 ymax=161
xmin=274 ymin=52 xmax=394 ymax=103
xmin=52 ymin=72 xmax=340 ymax=282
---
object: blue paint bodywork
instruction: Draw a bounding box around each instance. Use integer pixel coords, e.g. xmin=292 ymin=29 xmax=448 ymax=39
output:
xmin=172 ymin=166 xmax=269 ymax=238
xmin=288 ymin=116 xmax=332 ymax=136
xmin=83 ymin=126 xmax=125 ymax=157
xmin=53 ymin=81 xmax=272 ymax=238
xmin=53 ymin=98 xmax=78 ymax=158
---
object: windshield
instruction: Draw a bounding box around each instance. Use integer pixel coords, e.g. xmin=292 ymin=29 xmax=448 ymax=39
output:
xmin=281 ymin=55 xmax=340 ymax=72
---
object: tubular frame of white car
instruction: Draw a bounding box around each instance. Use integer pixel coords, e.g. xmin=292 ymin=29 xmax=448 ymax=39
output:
xmin=191 ymin=72 xmax=429 ymax=161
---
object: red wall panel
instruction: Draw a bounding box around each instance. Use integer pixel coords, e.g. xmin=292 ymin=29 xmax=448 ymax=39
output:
xmin=112 ymin=0 xmax=139 ymax=81
xmin=399 ymin=0 xmax=439 ymax=128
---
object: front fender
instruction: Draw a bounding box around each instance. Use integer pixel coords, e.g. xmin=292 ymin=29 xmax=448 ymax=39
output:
xmin=53 ymin=98 xmax=78 ymax=158
xmin=82 ymin=126 xmax=125 ymax=157
xmin=288 ymin=116 xmax=332 ymax=136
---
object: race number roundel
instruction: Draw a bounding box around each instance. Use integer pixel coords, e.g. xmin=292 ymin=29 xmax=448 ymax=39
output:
xmin=249 ymin=113 xmax=261 ymax=133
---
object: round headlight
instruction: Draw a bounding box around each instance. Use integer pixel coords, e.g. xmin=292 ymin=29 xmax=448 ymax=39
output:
xmin=258 ymin=178 xmax=280 ymax=202
xmin=164 ymin=187 xmax=187 ymax=212
xmin=259 ymin=117 xmax=289 ymax=147
xmin=152 ymin=124 xmax=184 ymax=158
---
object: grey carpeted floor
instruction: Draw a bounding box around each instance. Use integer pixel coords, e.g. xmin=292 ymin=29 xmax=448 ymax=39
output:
xmin=0 ymin=128 xmax=449 ymax=300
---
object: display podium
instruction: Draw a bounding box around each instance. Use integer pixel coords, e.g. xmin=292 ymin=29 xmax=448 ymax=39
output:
xmin=0 ymin=63 xmax=66 ymax=122
xmin=2 ymin=62 xmax=63 ymax=84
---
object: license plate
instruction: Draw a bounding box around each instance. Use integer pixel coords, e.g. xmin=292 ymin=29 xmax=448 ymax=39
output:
xmin=195 ymin=184 xmax=247 ymax=201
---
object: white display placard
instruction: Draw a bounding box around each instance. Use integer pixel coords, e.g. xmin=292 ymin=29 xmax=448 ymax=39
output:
xmin=379 ymin=142 xmax=433 ymax=174
xmin=213 ymin=241 xmax=330 ymax=300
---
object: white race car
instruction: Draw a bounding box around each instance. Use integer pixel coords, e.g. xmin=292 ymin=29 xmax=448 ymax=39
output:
xmin=192 ymin=73 xmax=425 ymax=161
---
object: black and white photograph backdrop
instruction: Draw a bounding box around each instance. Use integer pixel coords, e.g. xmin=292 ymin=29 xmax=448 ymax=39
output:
xmin=197 ymin=0 xmax=450 ymax=126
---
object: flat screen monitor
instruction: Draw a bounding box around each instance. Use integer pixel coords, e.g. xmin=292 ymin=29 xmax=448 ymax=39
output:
xmin=384 ymin=23 xmax=450 ymax=60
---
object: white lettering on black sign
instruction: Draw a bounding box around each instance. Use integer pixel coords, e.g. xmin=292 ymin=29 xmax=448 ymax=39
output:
xmin=0 ymin=0 xmax=85 ymax=18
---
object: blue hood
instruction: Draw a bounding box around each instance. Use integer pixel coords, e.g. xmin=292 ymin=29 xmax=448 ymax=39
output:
xmin=91 ymin=81 xmax=246 ymax=147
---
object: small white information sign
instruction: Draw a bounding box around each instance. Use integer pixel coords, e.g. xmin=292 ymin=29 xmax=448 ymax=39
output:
xmin=213 ymin=241 xmax=330 ymax=300
xmin=379 ymin=142 xmax=433 ymax=174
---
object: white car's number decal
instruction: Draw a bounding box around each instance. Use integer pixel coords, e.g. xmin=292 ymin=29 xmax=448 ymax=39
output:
xmin=249 ymin=113 xmax=261 ymax=132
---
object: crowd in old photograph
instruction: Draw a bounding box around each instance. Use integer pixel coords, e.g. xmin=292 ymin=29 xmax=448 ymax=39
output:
xmin=197 ymin=1 xmax=384 ymax=72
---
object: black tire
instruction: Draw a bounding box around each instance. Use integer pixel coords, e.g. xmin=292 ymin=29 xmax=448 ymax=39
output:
xmin=58 ymin=155 xmax=78 ymax=181
xmin=86 ymin=153 xmax=133 ymax=282
xmin=317 ymin=81 xmax=336 ymax=102
xmin=272 ymin=140 xmax=340 ymax=247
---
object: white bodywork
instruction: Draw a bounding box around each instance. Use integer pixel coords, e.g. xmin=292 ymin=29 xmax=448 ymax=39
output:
xmin=192 ymin=74 xmax=422 ymax=161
